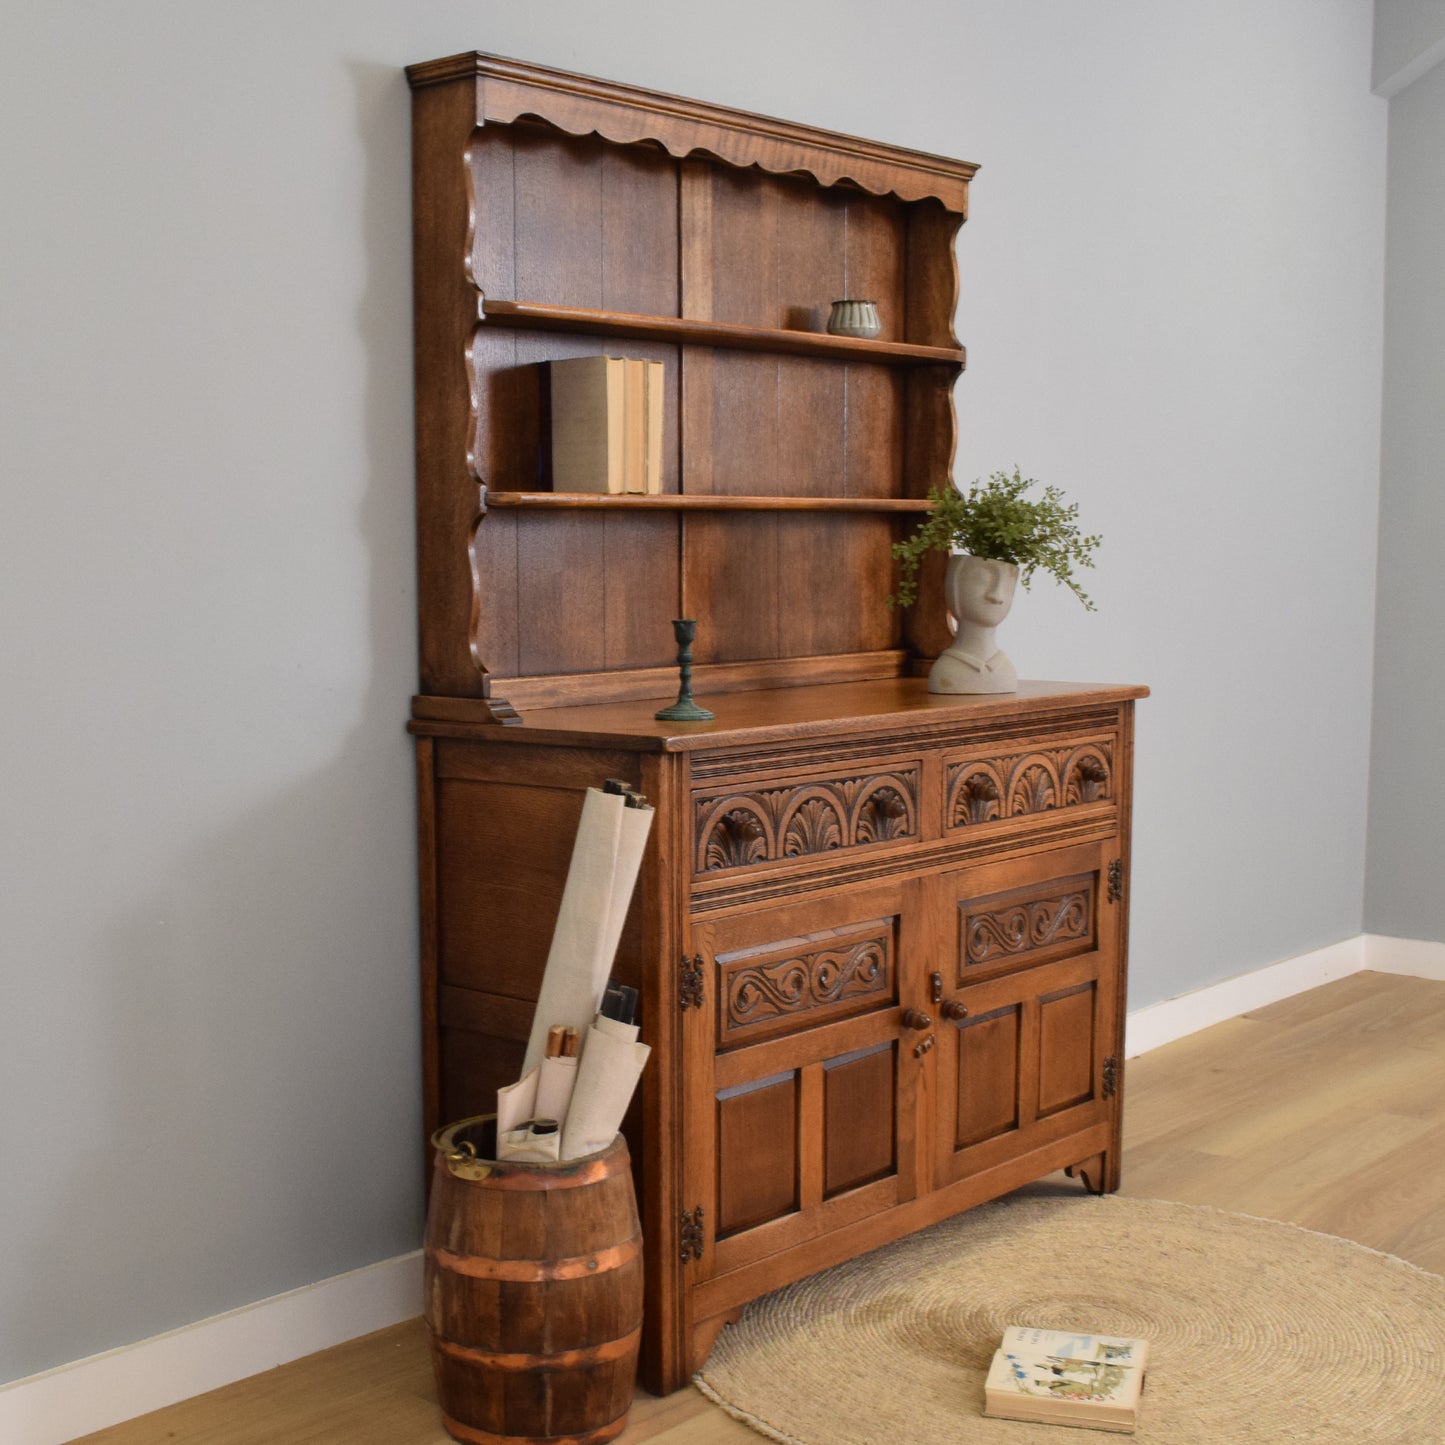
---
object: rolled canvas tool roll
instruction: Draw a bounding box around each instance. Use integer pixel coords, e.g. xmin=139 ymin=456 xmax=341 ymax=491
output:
xmin=497 ymin=1118 xmax=562 ymax=1163
xmin=561 ymin=1025 xmax=651 ymax=1160
xmin=534 ymin=1054 xmax=578 ymax=1121
xmin=496 ymin=1067 xmax=539 ymax=1138
xmin=521 ymin=787 xmax=653 ymax=1075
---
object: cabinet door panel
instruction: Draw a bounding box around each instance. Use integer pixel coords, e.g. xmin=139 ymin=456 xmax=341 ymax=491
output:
xmin=716 ymin=1071 xmax=798 ymax=1236
xmin=684 ymin=881 xmax=916 ymax=1284
xmin=933 ymin=841 xmax=1120 ymax=1190
xmin=824 ymin=1041 xmax=897 ymax=1197
xmin=1037 ymin=981 xmax=1098 ymax=1117
xmin=953 ymin=1003 xmax=1023 ymax=1149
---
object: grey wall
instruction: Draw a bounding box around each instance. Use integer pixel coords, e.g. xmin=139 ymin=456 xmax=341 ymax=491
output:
xmin=1365 ymin=10 xmax=1445 ymax=940
xmin=0 ymin=0 xmax=1386 ymax=1384
xmin=1373 ymin=0 xmax=1445 ymax=92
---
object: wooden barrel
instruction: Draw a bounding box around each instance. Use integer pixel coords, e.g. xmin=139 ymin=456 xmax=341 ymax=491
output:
xmin=424 ymin=1117 xmax=642 ymax=1445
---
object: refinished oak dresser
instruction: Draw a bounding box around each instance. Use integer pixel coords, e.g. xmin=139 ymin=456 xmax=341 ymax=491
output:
xmin=405 ymin=51 xmax=1146 ymax=1394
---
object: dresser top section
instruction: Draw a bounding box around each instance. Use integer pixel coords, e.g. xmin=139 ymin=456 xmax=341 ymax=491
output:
xmin=404 ymin=50 xmax=978 ymax=210
xmin=410 ymin=678 xmax=1148 ymax=753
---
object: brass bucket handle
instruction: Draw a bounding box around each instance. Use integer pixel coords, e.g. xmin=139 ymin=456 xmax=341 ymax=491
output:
xmin=442 ymin=1135 xmax=493 ymax=1182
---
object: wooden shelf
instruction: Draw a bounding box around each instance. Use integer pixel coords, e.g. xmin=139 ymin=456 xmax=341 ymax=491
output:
xmin=485 ymin=491 xmax=935 ymax=513
xmin=479 ymin=298 xmax=966 ymax=367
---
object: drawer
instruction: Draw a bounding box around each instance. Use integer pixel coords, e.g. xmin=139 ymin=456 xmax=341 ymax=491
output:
xmin=943 ymin=732 xmax=1117 ymax=835
xmin=691 ymin=760 xmax=922 ymax=880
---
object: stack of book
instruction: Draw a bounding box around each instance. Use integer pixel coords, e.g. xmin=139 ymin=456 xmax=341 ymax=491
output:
xmin=548 ymin=355 xmax=665 ymax=495
xmin=983 ymin=1325 xmax=1149 ymax=1434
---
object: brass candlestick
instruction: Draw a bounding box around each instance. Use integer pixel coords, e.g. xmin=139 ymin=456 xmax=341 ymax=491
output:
xmin=654 ymin=619 xmax=715 ymax=721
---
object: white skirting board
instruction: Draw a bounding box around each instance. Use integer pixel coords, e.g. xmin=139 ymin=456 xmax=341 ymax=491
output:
xmin=1124 ymin=933 xmax=1445 ymax=1058
xmin=5 ymin=933 xmax=1444 ymax=1445
xmin=0 ymin=1251 xmax=423 ymax=1445
xmin=1366 ymin=933 xmax=1445 ymax=981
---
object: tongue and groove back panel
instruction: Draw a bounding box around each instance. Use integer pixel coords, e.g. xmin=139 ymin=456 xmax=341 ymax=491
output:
xmin=407 ymin=53 xmax=974 ymax=716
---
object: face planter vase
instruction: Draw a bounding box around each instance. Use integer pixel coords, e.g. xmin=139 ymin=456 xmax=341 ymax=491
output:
xmin=928 ymin=554 xmax=1020 ymax=694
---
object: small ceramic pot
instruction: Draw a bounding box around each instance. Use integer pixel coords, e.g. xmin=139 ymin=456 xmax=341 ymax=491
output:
xmin=826 ymin=299 xmax=881 ymax=339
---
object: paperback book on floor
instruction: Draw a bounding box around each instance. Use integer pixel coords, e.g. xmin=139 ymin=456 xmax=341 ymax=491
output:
xmin=983 ymin=1326 xmax=1149 ymax=1434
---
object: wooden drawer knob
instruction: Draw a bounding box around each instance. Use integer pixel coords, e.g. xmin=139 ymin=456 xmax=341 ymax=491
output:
xmin=941 ymin=1000 xmax=970 ymax=1022
xmin=901 ymin=1008 xmax=932 ymax=1031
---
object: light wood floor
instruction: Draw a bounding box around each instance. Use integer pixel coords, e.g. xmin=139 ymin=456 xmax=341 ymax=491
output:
xmin=75 ymin=971 xmax=1445 ymax=1445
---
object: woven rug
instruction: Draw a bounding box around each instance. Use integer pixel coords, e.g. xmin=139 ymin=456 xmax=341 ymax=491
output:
xmin=694 ymin=1194 xmax=1445 ymax=1444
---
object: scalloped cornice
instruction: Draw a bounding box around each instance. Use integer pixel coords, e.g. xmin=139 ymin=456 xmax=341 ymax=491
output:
xmin=405 ymin=51 xmax=977 ymax=212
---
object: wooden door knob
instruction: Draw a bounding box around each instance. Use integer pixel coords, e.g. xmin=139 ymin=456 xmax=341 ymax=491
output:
xmin=901 ymin=1008 xmax=932 ymax=1031
xmin=941 ymin=1000 xmax=970 ymax=1022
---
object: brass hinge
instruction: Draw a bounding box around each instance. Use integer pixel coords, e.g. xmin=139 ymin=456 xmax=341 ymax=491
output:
xmin=679 ymin=1205 xmax=704 ymax=1262
xmin=679 ymin=954 xmax=705 ymax=1011
xmin=1107 ymin=858 xmax=1124 ymax=904
xmin=1102 ymin=1055 xmax=1119 ymax=1099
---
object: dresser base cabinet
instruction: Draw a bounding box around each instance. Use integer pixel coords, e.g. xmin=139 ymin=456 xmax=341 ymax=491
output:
xmin=411 ymin=680 xmax=1143 ymax=1393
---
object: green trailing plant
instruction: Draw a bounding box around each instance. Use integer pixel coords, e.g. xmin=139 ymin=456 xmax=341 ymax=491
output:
xmin=888 ymin=468 xmax=1102 ymax=611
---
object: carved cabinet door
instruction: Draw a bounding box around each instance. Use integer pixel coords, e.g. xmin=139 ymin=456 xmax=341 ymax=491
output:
xmin=679 ymin=878 xmax=924 ymax=1289
xmin=928 ymin=839 xmax=1122 ymax=1192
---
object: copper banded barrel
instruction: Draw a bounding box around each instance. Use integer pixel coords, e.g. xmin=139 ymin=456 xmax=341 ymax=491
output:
xmin=424 ymin=1117 xmax=642 ymax=1445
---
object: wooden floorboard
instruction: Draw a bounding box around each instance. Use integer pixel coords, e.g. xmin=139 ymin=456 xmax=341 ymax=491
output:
xmin=71 ymin=971 xmax=1445 ymax=1445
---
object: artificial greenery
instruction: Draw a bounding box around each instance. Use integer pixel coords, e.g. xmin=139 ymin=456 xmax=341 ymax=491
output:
xmin=888 ymin=468 xmax=1101 ymax=611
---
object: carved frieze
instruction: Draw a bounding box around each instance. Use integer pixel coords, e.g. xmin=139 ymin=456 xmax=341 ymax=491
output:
xmin=963 ymin=886 xmax=1093 ymax=971
xmin=946 ymin=741 xmax=1113 ymax=831
xmin=718 ymin=927 xmax=894 ymax=1046
xmin=695 ymin=768 xmax=918 ymax=874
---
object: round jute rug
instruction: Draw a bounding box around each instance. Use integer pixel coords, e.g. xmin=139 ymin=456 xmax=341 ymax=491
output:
xmin=694 ymin=1194 xmax=1445 ymax=1444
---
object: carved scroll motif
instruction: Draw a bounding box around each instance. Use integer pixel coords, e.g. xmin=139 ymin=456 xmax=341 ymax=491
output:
xmin=947 ymin=742 xmax=1113 ymax=830
xmin=964 ymin=889 xmax=1092 ymax=969
xmin=720 ymin=934 xmax=892 ymax=1043
xmin=695 ymin=769 xmax=918 ymax=874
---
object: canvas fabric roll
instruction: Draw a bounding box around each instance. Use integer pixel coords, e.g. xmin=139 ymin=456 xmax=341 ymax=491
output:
xmin=521 ymin=788 xmax=653 ymax=1075
xmin=591 ymin=1014 xmax=639 ymax=1044
xmin=496 ymin=1120 xmax=561 ymax=1163
xmin=496 ymin=1067 xmax=539 ymax=1137
xmin=534 ymin=1054 xmax=579 ymax=1122
xmin=560 ymin=1025 xmax=651 ymax=1160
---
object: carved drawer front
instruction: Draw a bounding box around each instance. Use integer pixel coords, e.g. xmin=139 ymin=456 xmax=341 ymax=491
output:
xmin=945 ymin=735 xmax=1115 ymax=835
xmin=693 ymin=764 xmax=919 ymax=878
xmin=715 ymin=918 xmax=897 ymax=1051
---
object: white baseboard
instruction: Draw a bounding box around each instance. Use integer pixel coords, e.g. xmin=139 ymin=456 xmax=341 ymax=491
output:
xmin=0 ymin=1250 xmax=423 ymax=1445
xmin=1365 ymin=932 xmax=1445 ymax=980
xmin=1124 ymin=931 xmax=1445 ymax=1059
xmin=6 ymin=932 xmax=1444 ymax=1445
xmin=1123 ymin=935 xmax=1367 ymax=1058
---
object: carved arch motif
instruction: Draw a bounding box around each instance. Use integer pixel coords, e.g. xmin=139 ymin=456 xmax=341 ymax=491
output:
xmin=949 ymin=766 xmax=1005 ymax=827
xmin=700 ymin=804 xmax=771 ymax=872
xmin=779 ymin=790 xmax=845 ymax=858
xmin=1008 ymin=756 xmax=1060 ymax=816
xmin=1063 ymin=746 xmax=1112 ymax=806
xmin=852 ymin=775 xmax=917 ymax=844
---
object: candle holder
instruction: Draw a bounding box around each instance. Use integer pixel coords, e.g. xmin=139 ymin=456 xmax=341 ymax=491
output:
xmin=655 ymin=619 xmax=715 ymax=721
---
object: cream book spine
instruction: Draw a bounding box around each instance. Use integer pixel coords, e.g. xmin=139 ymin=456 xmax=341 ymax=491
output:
xmin=644 ymin=360 xmax=664 ymax=494
xmin=550 ymin=356 xmax=625 ymax=494
xmin=622 ymin=358 xmax=646 ymax=494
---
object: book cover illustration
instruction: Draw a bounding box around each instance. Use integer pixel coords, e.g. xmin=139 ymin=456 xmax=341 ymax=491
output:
xmin=998 ymin=1327 xmax=1144 ymax=1403
xmin=984 ymin=1326 xmax=1148 ymax=1432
